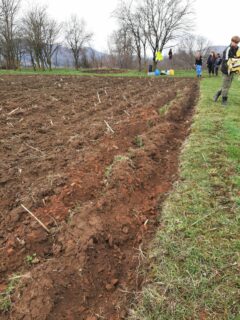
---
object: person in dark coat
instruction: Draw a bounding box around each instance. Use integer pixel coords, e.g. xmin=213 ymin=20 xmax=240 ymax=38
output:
xmin=214 ymin=53 xmax=222 ymax=76
xmin=213 ymin=35 xmax=240 ymax=105
xmin=168 ymin=49 xmax=173 ymax=60
xmin=207 ymin=51 xmax=216 ymax=76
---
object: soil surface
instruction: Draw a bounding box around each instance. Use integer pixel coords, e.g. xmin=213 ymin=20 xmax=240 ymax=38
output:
xmin=82 ymin=69 xmax=128 ymax=74
xmin=0 ymin=75 xmax=198 ymax=320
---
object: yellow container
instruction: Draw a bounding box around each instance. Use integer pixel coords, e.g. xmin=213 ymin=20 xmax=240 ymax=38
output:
xmin=169 ymin=69 xmax=174 ymax=76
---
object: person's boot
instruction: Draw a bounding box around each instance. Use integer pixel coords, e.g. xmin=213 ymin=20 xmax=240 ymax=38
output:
xmin=213 ymin=90 xmax=222 ymax=102
xmin=222 ymin=96 xmax=228 ymax=106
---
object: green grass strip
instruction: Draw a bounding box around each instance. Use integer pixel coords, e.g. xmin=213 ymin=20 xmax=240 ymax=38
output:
xmin=0 ymin=68 xmax=197 ymax=77
xmin=129 ymin=76 xmax=240 ymax=320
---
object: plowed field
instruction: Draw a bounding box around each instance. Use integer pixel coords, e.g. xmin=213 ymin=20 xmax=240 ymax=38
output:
xmin=0 ymin=75 xmax=198 ymax=320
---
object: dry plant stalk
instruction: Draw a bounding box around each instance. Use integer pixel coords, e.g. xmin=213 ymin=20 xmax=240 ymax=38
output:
xmin=21 ymin=204 xmax=50 ymax=233
xmin=104 ymin=120 xmax=114 ymax=133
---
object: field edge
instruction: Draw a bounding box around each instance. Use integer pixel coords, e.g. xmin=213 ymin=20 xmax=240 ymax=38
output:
xmin=128 ymin=77 xmax=240 ymax=320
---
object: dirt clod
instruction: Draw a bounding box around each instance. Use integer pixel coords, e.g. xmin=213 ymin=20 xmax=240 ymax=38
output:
xmin=122 ymin=226 xmax=129 ymax=234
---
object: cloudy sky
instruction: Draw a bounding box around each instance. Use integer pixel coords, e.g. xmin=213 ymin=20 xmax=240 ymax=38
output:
xmin=22 ymin=0 xmax=239 ymax=52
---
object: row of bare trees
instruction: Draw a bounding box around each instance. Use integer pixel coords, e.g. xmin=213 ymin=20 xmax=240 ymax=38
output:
xmin=0 ymin=0 xmax=212 ymax=71
xmin=21 ymin=6 xmax=61 ymax=70
xmin=0 ymin=0 xmax=93 ymax=70
xmin=112 ymin=0 xmax=195 ymax=70
xmin=0 ymin=0 xmax=20 ymax=69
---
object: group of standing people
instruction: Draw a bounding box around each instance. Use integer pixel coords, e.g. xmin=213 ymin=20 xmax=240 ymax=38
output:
xmin=195 ymin=51 xmax=222 ymax=78
xmin=194 ymin=35 xmax=240 ymax=106
xmin=207 ymin=52 xmax=222 ymax=76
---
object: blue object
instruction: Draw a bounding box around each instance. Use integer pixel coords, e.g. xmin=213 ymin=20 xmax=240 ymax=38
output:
xmin=196 ymin=65 xmax=202 ymax=77
xmin=154 ymin=69 xmax=160 ymax=76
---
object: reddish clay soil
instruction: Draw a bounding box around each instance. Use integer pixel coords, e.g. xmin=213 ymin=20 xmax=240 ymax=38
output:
xmin=0 ymin=75 xmax=198 ymax=320
xmin=82 ymin=69 xmax=128 ymax=74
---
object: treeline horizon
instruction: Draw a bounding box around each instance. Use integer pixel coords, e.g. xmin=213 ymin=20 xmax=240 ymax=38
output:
xmin=0 ymin=0 xmax=215 ymax=71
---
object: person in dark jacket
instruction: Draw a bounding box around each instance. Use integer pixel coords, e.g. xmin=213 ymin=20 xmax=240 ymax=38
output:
xmin=214 ymin=35 xmax=240 ymax=105
xmin=207 ymin=51 xmax=216 ymax=76
xmin=214 ymin=53 xmax=222 ymax=76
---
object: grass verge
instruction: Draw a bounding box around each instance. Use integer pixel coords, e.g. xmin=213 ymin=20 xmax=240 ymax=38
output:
xmin=0 ymin=68 xmax=197 ymax=77
xmin=129 ymin=76 xmax=240 ymax=320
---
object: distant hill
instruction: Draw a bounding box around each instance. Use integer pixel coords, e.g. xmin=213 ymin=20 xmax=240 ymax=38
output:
xmin=21 ymin=46 xmax=106 ymax=68
xmin=52 ymin=46 xmax=106 ymax=67
xmin=210 ymin=46 xmax=226 ymax=55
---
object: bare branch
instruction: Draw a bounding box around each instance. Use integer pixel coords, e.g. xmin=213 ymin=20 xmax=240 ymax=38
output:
xmin=0 ymin=0 xmax=21 ymax=69
xmin=64 ymin=15 xmax=93 ymax=69
xmin=139 ymin=0 xmax=194 ymax=67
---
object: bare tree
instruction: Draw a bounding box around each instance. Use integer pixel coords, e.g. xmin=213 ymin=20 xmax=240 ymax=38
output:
xmin=42 ymin=18 xmax=61 ymax=70
xmin=140 ymin=0 xmax=194 ymax=68
xmin=114 ymin=1 xmax=148 ymax=71
xmin=14 ymin=28 xmax=25 ymax=68
xmin=109 ymin=26 xmax=134 ymax=69
xmin=22 ymin=5 xmax=61 ymax=70
xmin=0 ymin=0 xmax=20 ymax=69
xmin=22 ymin=5 xmax=47 ymax=70
xmin=178 ymin=34 xmax=212 ymax=69
xmin=88 ymin=47 xmax=103 ymax=68
xmin=64 ymin=15 xmax=93 ymax=69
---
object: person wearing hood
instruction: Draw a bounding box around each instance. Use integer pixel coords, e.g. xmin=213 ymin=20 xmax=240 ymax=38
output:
xmin=207 ymin=51 xmax=216 ymax=76
xmin=214 ymin=53 xmax=222 ymax=76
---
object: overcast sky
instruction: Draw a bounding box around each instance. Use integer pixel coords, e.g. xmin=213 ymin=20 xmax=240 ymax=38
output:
xmin=22 ymin=0 xmax=239 ymax=52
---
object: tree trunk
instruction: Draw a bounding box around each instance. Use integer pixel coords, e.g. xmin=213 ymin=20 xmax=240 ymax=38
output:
xmin=137 ymin=50 xmax=142 ymax=72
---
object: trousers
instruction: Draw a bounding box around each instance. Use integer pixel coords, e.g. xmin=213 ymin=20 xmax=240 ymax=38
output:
xmin=221 ymin=73 xmax=234 ymax=97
